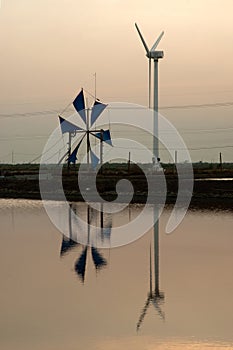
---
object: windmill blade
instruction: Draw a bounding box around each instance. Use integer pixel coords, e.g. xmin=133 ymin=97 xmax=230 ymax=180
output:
xmin=102 ymin=223 xmax=112 ymax=239
xmin=73 ymin=89 xmax=87 ymax=125
xmin=59 ymin=116 xmax=84 ymax=134
xmin=91 ymin=101 xmax=107 ymax=127
xmin=91 ymin=247 xmax=107 ymax=270
xmin=152 ymin=299 xmax=165 ymax=321
xmin=60 ymin=236 xmax=78 ymax=256
xmin=58 ymin=150 xmax=69 ymax=165
xmin=67 ymin=133 xmax=86 ymax=164
xmin=136 ymin=295 xmax=151 ymax=331
xmin=90 ymin=147 xmax=100 ymax=169
xmin=135 ymin=23 xmax=150 ymax=55
xmin=92 ymin=129 xmax=113 ymax=146
xmin=150 ymin=31 xmax=164 ymax=52
xmin=74 ymin=246 xmax=88 ymax=283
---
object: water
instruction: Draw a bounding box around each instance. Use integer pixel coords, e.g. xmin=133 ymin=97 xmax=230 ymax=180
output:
xmin=0 ymin=199 xmax=233 ymax=350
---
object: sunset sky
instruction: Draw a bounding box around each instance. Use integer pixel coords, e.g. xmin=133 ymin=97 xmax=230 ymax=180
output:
xmin=0 ymin=0 xmax=233 ymax=163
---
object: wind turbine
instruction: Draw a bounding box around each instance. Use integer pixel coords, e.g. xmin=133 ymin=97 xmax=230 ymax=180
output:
xmin=135 ymin=23 xmax=164 ymax=166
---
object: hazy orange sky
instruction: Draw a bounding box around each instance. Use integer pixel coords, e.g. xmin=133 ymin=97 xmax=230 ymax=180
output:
xmin=0 ymin=0 xmax=233 ymax=162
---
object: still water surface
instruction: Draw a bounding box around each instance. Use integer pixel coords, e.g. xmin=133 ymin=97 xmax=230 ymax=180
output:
xmin=0 ymin=199 xmax=233 ymax=350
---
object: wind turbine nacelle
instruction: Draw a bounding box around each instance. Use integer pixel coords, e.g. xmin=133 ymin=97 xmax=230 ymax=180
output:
xmin=147 ymin=51 xmax=164 ymax=60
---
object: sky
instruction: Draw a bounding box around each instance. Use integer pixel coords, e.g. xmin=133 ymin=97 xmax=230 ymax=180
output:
xmin=0 ymin=0 xmax=233 ymax=163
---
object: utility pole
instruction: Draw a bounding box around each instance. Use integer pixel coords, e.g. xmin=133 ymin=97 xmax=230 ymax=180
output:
xmin=12 ymin=150 xmax=14 ymax=164
xmin=219 ymin=152 xmax=223 ymax=171
xmin=128 ymin=152 xmax=131 ymax=174
xmin=173 ymin=150 xmax=177 ymax=174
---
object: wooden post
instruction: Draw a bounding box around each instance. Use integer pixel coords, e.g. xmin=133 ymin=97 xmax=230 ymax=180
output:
xmin=128 ymin=152 xmax=131 ymax=174
xmin=173 ymin=150 xmax=177 ymax=174
xmin=219 ymin=152 xmax=223 ymax=171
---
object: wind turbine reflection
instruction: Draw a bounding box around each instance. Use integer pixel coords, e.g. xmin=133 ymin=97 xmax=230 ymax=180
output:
xmin=137 ymin=206 xmax=165 ymax=331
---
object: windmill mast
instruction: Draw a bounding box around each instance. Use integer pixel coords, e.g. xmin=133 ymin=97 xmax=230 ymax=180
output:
xmin=86 ymin=107 xmax=90 ymax=170
xmin=135 ymin=23 xmax=164 ymax=168
xmin=153 ymin=207 xmax=160 ymax=295
xmin=94 ymin=72 xmax=97 ymax=101
xmin=153 ymin=59 xmax=159 ymax=164
xmin=67 ymin=132 xmax=72 ymax=171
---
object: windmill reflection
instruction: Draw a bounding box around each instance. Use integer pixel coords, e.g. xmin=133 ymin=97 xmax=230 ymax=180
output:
xmin=137 ymin=207 xmax=165 ymax=331
xmin=60 ymin=203 xmax=111 ymax=283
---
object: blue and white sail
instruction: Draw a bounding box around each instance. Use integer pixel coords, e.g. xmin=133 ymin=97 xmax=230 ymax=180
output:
xmin=73 ymin=89 xmax=86 ymax=125
xmin=59 ymin=116 xmax=83 ymax=134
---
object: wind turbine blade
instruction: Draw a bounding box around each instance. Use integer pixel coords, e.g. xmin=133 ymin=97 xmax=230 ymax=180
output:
xmin=151 ymin=31 xmax=164 ymax=52
xmin=135 ymin=23 xmax=150 ymax=55
xmin=152 ymin=300 xmax=165 ymax=321
xmin=136 ymin=295 xmax=151 ymax=331
xmin=74 ymin=246 xmax=88 ymax=283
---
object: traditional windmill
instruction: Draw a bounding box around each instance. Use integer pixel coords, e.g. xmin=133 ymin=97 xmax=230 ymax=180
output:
xmin=136 ymin=210 xmax=165 ymax=331
xmin=58 ymin=89 xmax=112 ymax=170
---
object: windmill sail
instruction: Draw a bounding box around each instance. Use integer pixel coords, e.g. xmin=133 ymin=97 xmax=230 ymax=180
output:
xmin=60 ymin=236 xmax=78 ymax=256
xmin=59 ymin=116 xmax=83 ymax=134
xmin=91 ymin=247 xmax=107 ymax=270
xmin=91 ymin=101 xmax=107 ymax=126
xmin=73 ymin=89 xmax=86 ymax=124
xmin=93 ymin=129 xmax=113 ymax=146
xmin=75 ymin=246 xmax=88 ymax=282
xmin=90 ymin=149 xmax=99 ymax=169
xmin=67 ymin=135 xmax=86 ymax=164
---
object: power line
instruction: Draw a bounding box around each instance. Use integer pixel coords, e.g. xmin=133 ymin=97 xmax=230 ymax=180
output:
xmin=159 ymin=101 xmax=233 ymax=110
xmin=1 ymin=100 xmax=233 ymax=118
xmin=113 ymin=145 xmax=233 ymax=151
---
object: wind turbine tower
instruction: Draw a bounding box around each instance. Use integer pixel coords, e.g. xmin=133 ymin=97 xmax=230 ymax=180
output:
xmin=135 ymin=23 xmax=164 ymax=167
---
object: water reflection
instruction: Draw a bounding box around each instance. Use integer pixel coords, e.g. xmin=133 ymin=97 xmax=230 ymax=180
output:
xmin=60 ymin=202 xmax=165 ymax=328
xmin=1 ymin=199 xmax=233 ymax=349
xmin=60 ymin=203 xmax=111 ymax=282
xmin=137 ymin=209 xmax=165 ymax=330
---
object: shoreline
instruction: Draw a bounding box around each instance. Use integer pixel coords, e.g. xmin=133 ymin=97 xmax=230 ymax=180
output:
xmin=0 ymin=184 xmax=232 ymax=211
xmin=0 ymin=164 xmax=233 ymax=210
